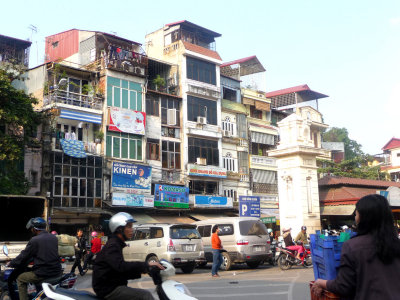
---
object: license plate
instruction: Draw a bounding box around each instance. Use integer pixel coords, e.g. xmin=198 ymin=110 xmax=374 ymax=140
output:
xmin=184 ymin=245 xmax=195 ymax=252
xmin=254 ymin=246 xmax=265 ymax=252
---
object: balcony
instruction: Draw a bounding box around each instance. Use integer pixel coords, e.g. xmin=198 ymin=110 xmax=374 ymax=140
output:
xmin=44 ymin=90 xmax=103 ymax=111
xmin=250 ymin=155 xmax=277 ymax=169
xmin=253 ymin=183 xmax=278 ymax=194
xmin=186 ymin=81 xmax=220 ymax=100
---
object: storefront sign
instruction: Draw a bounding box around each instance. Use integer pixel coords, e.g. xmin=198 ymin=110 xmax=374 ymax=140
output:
xmin=109 ymin=107 xmax=146 ymax=135
xmin=261 ymin=217 xmax=276 ymax=224
xmin=112 ymin=193 xmax=154 ymax=207
xmin=112 ymin=162 xmax=152 ymax=193
xmin=154 ymin=184 xmax=189 ymax=209
xmin=239 ymin=196 xmax=260 ymax=218
xmin=194 ymin=196 xmax=233 ymax=208
xmin=188 ymin=164 xmax=227 ymax=178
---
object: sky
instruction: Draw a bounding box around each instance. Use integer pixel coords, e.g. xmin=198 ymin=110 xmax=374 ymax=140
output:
xmin=2 ymin=0 xmax=399 ymax=155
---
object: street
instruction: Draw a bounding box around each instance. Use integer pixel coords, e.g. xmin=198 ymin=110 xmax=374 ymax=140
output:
xmin=70 ymin=263 xmax=314 ymax=300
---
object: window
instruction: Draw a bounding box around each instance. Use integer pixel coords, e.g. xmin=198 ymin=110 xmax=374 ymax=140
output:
xmin=224 ymin=189 xmax=237 ymax=201
xmin=52 ymin=153 xmax=102 ymax=208
xmin=55 ymin=124 xmax=84 ymax=150
xmin=222 ymin=87 xmax=237 ymax=101
xmin=30 ymin=171 xmax=38 ymax=187
xmin=106 ymin=131 xmax=142 ymax=160
xmin=250 ymin=106 xmax=263 ymax=119
xmin=161 ymin=127 xmax=180 ymax=138
xmin=197 ymin=225 xmax=212 ymax=237
xmin=238 ymin=151 xmax=249 ymax=174
xmin=223 ymin=153 xmax=237 ymax=172
xmin=186 ymin=56 xmax=216 ymax=85
xmin=187 ymin=96 xmax=217 ymax=125
xmin=146 ymin=95 xmax=159 ymax=116
xmin=239 ymin=221 xmax=268 ymax=236
xmin=189 ymin=180 xmax=218 ymax=195
xmin=188 ymin=138 xmax=219 ymax=166
xmin=107 ymin=76 xmax=142 ymax=111
xmin=162 ymin=141 xmax=181 ymax=169
xmin=161 ymin=97 xmax=180 ymax=126
xmin=397 ymin=153 xmax=400 ymax=157
xmin=170 ymin=226 xmax=201 ymax=239
xmin=217 ymin=224 xmax=234 ymax=236
xmin=237 ymin=114 xmax=248 ymax=139
xmin=151 ymin=227 xmax=164 ymax=238
xmin=147 ymin=139 xmax=160 ymax=161
xmin=251 ymin=143 xmax=273 ymax=156
xmin=133 ymin=228 xmax=150 ymax=240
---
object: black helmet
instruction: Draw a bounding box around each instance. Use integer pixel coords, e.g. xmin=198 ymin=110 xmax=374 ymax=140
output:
xmin=301 ymin=226 xmax=307 ymax=231
xmin=26 ymin=217 xmax=47 ymax=230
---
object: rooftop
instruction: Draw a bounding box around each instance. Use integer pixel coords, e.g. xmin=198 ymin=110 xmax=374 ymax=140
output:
xmin=319 ymin=176 xmax=400 ymax=188
xmin=165 ymin=20 xmax=221 ymax=38
xmin=183 ymin=41 xmax=222 ymax=61
xmin=382 ymin=137 xmax=400 ymax=151
xmin=0 ymin=34 xmax=31 ymax=48
xmin=220 ymin=55 xmax=266 ymax=77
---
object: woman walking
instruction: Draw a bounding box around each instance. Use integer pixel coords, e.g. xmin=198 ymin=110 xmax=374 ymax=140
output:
xmin=211 ymin=225 xmax=223 ymax=277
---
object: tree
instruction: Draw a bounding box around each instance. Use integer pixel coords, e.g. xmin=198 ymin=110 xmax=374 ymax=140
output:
xmin=322 ymin=127 xmax=364 ymax=160
xmin=0 ymin=68 xmax=42 ymax=194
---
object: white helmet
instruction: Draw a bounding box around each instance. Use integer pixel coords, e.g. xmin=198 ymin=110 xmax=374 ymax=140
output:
xmin=267 ymin=228 xmax=273 ymax=234
xmin=109 ymin=212 xmax=136 ymax=233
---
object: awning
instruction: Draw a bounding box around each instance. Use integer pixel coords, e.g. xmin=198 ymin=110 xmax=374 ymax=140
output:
xmin=255 ymin=101 xmax=270 ymax=112
xmin=60 ymin=109 xmax=102 ymax=124
xmin=320 ymin=205 xmax=355 ymax=216
xmin=60 ymin=139 xmax=87 ymax=158
xmin=252 ymin=169 xmax=276 ymax=184
xmin=251 ymin=131 xmax=275 ymax=145
xmin=151 ymin=215 xmax=195 ymax=224
xmin=133 ymin=214 xmax=158 ymax=224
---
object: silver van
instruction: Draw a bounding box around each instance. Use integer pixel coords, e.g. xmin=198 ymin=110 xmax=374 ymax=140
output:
xmin=123 ymin=223 xmax=205 ymax=273
xmin=195 ymin=217 xmax=271 ymax=270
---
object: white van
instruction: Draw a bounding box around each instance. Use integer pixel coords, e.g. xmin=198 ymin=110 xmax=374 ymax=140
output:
xmin=195 ymin=217 xmax=271 ymax=270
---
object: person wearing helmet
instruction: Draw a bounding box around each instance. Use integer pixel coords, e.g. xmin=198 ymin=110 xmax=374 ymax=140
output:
xmin=92 ymin=212 xmax=164 ymax=300
xmin=8 ymin=217 xmax=62 ymax=300
xmin=267 ymin=228 xmax=274 ymax=243
xmin=82 ymin=231 xmax=102 ymax=271
xmin=282 ymin=227 xmax=303 ymax=262
xmin=294 ymin=226 xmax=308 ymax=244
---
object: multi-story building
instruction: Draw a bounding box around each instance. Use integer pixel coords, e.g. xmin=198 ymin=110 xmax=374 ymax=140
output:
xmin=0 ymin=34 xmax=30 ymax=68
xmin=381 ymin=138 xmax=400 ymax=181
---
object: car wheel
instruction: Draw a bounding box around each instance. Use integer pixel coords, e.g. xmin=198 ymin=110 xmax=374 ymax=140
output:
xmin=221 ymin=252 xmax=232 ymax=271
xmin=181 ymin=263 xmax=196 ymax=274
xmin=246 ymin=260 xmax=261 ymax=269
xmin=277 ymin=253 xmax=292 ymax=270
xmin=146 ymin=255 xmax=159 ymax=264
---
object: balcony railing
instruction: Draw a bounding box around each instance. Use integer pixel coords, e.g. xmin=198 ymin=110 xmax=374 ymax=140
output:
xmin=250 ymin=155 xmax=277 ymax=167
xmin=222 ymin=121 xmax=236 ymax=137
xmin=253 ymin=183 xmax=278 ymax=194
xmin=44 ymin=90 xmax=103 ymax=110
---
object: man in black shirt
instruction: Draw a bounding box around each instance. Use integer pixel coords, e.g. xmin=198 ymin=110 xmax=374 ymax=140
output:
xmin=92 ymin=212 xmax=164 ymax=300
xmin=9 ymin=217 xmax=62 ymax=300
xmin=70 ymin=228 xmax=86 ymax=276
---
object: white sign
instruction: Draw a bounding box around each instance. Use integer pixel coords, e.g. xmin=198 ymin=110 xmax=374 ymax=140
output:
xmin=112 ymin=193 xmax=154 ymax=207
xmin=109 ymin=107 xmax=146 ymax=135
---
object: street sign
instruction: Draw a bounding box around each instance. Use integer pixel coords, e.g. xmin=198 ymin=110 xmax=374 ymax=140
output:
xmin=261 ymin=217 xmax=276 ymax=224
xmin=239 ymin=196 xmax=260 ymax=218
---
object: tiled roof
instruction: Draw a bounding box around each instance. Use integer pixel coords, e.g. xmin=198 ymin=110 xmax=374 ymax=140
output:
xmin=182 ymin=41 xmax=222 ymax=61
xmin=220 ymin=55 xmax=257 ymax=67
xmin=319 ymin=186 xmax=378 ymax=204
xmin=265 ymin=84 xmax=311 ymax=97
xmin=382 ymin=137 xmax=400 ymax=151
xmin=318 ymin=176 xmax=400 ymax=188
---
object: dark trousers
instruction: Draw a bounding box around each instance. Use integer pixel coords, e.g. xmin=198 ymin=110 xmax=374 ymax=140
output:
xmin=82 ymin=251 xmax=94 ymax=270
xmin=71 ymin=253 xmax=83 ymax=274
xmin=104 ymin=285 xmax=154 ymax=300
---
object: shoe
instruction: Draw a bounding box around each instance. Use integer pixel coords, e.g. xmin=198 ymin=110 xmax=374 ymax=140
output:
xmin=80 ymin=270 xmax=86 ymax=276
xmin=212 ymin=274 xmax=220 ymax=277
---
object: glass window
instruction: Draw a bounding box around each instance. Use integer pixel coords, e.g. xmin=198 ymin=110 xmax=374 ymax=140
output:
xmin=147 ymin=139 xmax=160 ymax=160
xmin=108 ymin=76 xmax=141 ymax=110
xmin=133 ymin=228 xmax=150 ymax=240
xmin=170 ymin=226 xmax=201 ymax=239
xmin=146 ymin=95 xmax=159 ymax=116
xmin=239 ymin=221 xmax=268 ymax=236
xmin=161 ymin=141 xmax=180 ymax=169
xmin=217 ymin=224 xmax=234 ymax=236
xmin=161 ymin=97 xmax=180 ymax=126
xmin=186 ymin=56 xmax=216 ymax=85
xmin=250 ymin=106 xmax=263 ymax=119
xmin=197 ymin=225 xmax=212 ymax=237
xmin=150 ymin=227 xmax=164 ymax=239
xmin=188 ymin=138 xmax=219 ymax=166
xmin=187 ymin=96 xmax=217 ymax=125
xmin=106 ymin=132 xmax=142 ymax=160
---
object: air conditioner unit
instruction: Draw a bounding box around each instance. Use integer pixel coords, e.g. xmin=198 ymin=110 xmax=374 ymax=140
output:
xmin=167 ymin=108 xmax=177 ymax=125
xmin=197 ymin=116 xmax=207 ymax=125
xmin=223 ymin=130 xmax=231 ymax=137
xmin=196 ymin=157 xmax=207 ymax=165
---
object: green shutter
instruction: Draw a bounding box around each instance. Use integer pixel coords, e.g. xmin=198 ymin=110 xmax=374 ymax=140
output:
xmin=121 ymin=138 xmax=128 ymax=158
xmin=137 ymin=139 xmax=142 ymax=160
xmin=113 ymin=137 xmax=120 ymax=158
xmin=130 ymin=91 xmax=136 ymax=110
xmin=113 ymin=87 xmax=120 ymax=107
xmin=129 ymin=139 xmax=136 ymax=159
xmin=107 ymin=85 xmax=113 ymax=106
xmin=106 ymin=135 xmax=112 ymax=157
xmin=121 ymin=80 xmax=128 ymax=89
xmin=137 ymin=92 xmax=142 ymax=111
xmin=108 ymin=76 xmax=120 ymax=87
xmin=122 ymin=89 xmax=128 ymax=109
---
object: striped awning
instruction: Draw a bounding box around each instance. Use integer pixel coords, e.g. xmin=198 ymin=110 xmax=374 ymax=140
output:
xmin=252 ymin=169 xmax=276 ymax=184
xmin=251 ymin=131 xmax=275 ymax=145
xmin=60 ymin=139 xmax=87 ymax=158
xmin=60 ymin=109 xmax=102 ymax=124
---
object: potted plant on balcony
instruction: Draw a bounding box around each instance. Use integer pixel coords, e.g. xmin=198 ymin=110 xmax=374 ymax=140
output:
xmin=152 ymin=74 xmax=165 ymax=92
xmin=94 ymin=130 xmax=104 ymax=144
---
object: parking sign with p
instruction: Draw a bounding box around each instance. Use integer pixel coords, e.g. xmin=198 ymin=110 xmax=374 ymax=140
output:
xmin=239 ymin=196 xmax=260 ymax=217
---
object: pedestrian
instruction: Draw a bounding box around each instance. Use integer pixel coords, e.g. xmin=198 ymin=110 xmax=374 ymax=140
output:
xmin=294 ymin=226 xmax=308 ymax=244
xmin=71 ymin=228 xmax=86 ymax=276
xmin=211 ymin=225 xmax=223 ymax=277
xmin=312 ymin=194 xmax=400 ymax=299
xmin=83 ymin=231 xmax=102 ymax=271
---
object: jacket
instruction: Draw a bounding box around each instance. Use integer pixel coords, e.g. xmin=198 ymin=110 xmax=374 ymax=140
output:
xmin=75 ymin=235 xmax=86 ymax=257
xmin=294 ymin=231 xmax=308 ymax=244
xmin=90 ymin=237 xmax=102 ymax=254
xmin=92 ymin=235 xmax=148 ymax=298
xmin=326 ymin=234 xmax=400 ymax=300
xmin=283 ymin=232 xmax=294 ymax=247
xmin=9 ymin=231 xmax=62 ymax=278
xmin=211 ymin=233 xmax=222 ymax=250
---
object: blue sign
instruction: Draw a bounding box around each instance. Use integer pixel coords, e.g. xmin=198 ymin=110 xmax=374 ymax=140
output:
xmin=239 ymin=196 xmax=260 ymax=217
xmin=154 ymin=184 xmax=189 ymax=209
xmin=194 ymin=196 xmax=233 ymax=208
xmin=112 ymin=162 xmax=152 ymax=191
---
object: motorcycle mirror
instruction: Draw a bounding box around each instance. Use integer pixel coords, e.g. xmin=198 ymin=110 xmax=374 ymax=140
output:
xmin=3 ymin=245 xmax=9 ymax=257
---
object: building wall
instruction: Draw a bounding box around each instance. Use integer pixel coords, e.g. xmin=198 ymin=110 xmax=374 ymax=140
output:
xmin=45 ymin=30 xmax=79 ymax=63
xmin=391 ymin=148 xmax=400 ymax=166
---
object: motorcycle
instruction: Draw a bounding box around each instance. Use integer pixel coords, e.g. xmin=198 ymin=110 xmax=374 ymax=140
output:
xmin=42 ymin=259 xmax=197 ymax=300
xmin=0 ymin=245 xmax=77 ymax=300
xmin=265 ymin=240 xmax=281 ymax=266
xmin=277 ymin=241 xmax=312 ymax=270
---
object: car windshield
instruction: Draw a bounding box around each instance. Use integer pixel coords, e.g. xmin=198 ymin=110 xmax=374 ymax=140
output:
xmin=170 ymin=226 xmax=201 ymax=239
xmin=239 ymin=220 xmax=268 ymax=236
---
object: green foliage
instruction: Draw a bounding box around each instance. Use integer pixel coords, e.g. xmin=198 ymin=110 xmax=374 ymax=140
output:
xmin=0 ymin=161 xmax=30 ymax=194
xmin=152 ymin=74 xmax=165 ymax=90
xmin=322 ymin=127 xmax=364 ymax=159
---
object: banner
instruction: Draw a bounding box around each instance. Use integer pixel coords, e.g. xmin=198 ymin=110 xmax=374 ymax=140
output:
xmin=112 ymin=193 xmax=154 ymax=207
xmin=154 ymin=184 xmax=189 ymax=209
xmin=109 ymin=107 xmax=146 ymax=135
xmin=112 ymin=162 xmax=152 ymax=193
xmin=194 ymin=196 xmax=233 ymax=208
xmin=188 ymin=164 xmax=227 ymax=178
xmin=239 ymin=196 xmax=260 ymax=218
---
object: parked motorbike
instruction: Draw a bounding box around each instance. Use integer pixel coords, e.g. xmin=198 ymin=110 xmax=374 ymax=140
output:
xmin=277 ymin=242 xmax=312 ymax=270
xmin=0 ymin=245 xmax=77 ymax=300
xmin=42 ymin=259 xmax=197 ymax=300
xmin=265 ymin=240 xmax=281 ymax=266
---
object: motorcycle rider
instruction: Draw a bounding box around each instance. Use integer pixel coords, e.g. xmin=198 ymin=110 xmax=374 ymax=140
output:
xmin=92 ymin=212 xmax=164 ymax=300
xmin=82 ymin=231 xmax=101 ymax=271
xmin=8 ymin=217 xmax=62 ymax=300
xmin=294 ymin=226 xmax=308 ymax=244
xmin=267 ymin=228 xmax=274 ymax=243
xmin=282 ymin=227 xmax=303 ymax=262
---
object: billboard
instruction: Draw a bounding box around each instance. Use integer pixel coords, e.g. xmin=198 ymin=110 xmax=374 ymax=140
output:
xmin=154 ymin=184 xmax=189 ymax=209
xmin=239 ymin=196 xmax=261 ymax=218
xmin=109 ymin=107 xmax=146 ymax=135
xmin=112 ymin=193 xmax=154 ymax=207
xmin=112 ymin=162 xmax=152 ymax=194
xmin=194 ymin=196 xmax=233 ymax=208
xmin=188 ymin=164 xmax=227 ymax=178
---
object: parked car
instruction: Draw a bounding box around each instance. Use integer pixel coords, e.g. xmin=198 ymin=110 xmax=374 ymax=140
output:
xmin=195 ymin=217 xmax=272 ymax=270
xmin=123 ymin=223 xmax=205 ymax=273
